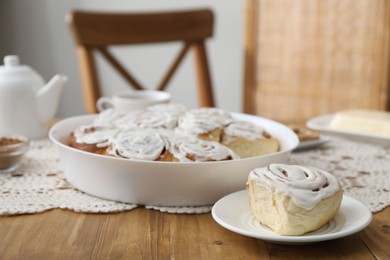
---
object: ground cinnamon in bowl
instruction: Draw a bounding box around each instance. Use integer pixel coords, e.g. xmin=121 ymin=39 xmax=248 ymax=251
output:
xmin=0 ymin=136 xmax=29 ymax=172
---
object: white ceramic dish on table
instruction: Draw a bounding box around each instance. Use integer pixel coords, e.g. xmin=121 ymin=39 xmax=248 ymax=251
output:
xmin=49 ymin=113 xmax=299 ymax=207
xmin=307 ymin=114 xmax=390 ymax=145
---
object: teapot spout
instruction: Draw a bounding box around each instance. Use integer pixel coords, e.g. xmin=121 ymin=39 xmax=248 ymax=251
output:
xmin=36 ymin=74 xmax=67 ymax=123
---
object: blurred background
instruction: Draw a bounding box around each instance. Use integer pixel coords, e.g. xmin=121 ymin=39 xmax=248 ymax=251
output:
xmin=0 ymin=0 xmax=244 ymax=117
xmin=1 ymin=0 xmax=389 ymax=123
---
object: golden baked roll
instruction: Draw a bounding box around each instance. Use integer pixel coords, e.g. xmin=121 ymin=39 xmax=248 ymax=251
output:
xmin=176 ymin=107 xmax=233 ymax=142
xmin=222 ymin=121 xmax=279 ymax=158
xmin=247 ymin=164 xmax=343 ymax=236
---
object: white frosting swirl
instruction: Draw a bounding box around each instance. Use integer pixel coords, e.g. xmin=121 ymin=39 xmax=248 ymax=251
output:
xmin=176 ymin=108 xmax=233 ymax=135
xmin=93 ymin=108 xmax=128 ymax=127
xmin=147 ymin=103 xmax=187 ymax=119
xmin=73 ymin=125 xmax=119 ymax=148
xmin=223 ymin=121 xmax=266 ymax=142
xmin=170 ymin=137 xmax=239 ymax=162
xmin=115 ymin=110 xmax=177 ymax=130
xmin=108 ymin=130 xmax=166 ymax=161
xmin=249 ymin=164 xmax=341 ymax=210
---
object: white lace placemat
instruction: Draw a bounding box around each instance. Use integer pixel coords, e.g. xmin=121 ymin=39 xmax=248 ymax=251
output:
xmin=1 ymin=137 xmax=389 ymax=216
xmin=0 ymin=139 xmax=213 ymax=215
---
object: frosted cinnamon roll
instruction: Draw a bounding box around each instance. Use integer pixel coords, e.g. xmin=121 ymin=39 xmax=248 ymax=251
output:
xmin=247 ymin=164 xmax=343 ymax=236
xmin=222 ymin=121 xmax=279 ymax=158
xmin=107 ymin=130 xmax=170 ymax=161
xmin=93 ymin=108 xmax=128 ymax=128
xmin=168 ymin=137 xmax=239 ymax=162
xmin=114 ymin=110 xmax=178 ymax=130
xmin=68 ymin=125 xmax=119 ymax=155
xmin=146 ymin=103 xmax=188 ymax=120
xmin=176 ymin=108 xmax=233 ymax=142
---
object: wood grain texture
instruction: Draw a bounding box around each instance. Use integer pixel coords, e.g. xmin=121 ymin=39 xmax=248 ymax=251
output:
xmin=76 ymin=46 xmax=101 ymax=114
xmin=67 ymin=10 xmax=213 ymax=45
xmin=243 ymin=0 xmax=259 ymax=115
xmin=0 ymin=207 xmax=388 ymax=259
xmin=244 ymin=0 xmax=390 ymax=122
xmin=192 ymin=41 xmax=215 ymax=107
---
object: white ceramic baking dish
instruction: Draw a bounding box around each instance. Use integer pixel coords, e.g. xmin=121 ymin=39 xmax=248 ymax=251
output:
xmin=49 ymin=113 xmax=299 ymax=206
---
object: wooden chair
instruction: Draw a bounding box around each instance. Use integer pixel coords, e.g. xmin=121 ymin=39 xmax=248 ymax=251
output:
xmin=66 ymin=9 xmax=215 ymax=114
xmin=243 ymin=0 xmax=390 ymax=123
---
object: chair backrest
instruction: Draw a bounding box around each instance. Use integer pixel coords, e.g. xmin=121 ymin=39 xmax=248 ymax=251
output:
xmin=66 ymin=9 xmax=215 ymax=114
xmin=243 ymin=0 xmax=390 ymax=123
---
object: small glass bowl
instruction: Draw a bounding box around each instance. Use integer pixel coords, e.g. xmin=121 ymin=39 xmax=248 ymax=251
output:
xmin=0 ymin=135 xmax=29 ymax=173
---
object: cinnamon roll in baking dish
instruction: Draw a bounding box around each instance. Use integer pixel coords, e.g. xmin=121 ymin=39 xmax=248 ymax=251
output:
xmin=168 ymin=137 xmax=239 ymax=162
xmin=93 ymin=108 xmax=127 ymax=128
xmin=222 ymin=121 xmax=279 ymax=158
xmin=68 ymin=125 xmax=118 ymax=155
xmin=176 ymin=107 xmax=233 ymax=142
xmin=146 ymin=103 xmax=188 ymax=120
xmin=247 ymin=164 xmax=343 ymax=236
xmin=115 ymin=110 xmax=178 ymax=130
xmin=106 ymin=130 xmax=170 ymax=161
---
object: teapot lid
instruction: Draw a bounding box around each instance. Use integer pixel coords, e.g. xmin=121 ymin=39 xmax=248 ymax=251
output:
xmin=0 ymin=55 xmax=36 ymax=75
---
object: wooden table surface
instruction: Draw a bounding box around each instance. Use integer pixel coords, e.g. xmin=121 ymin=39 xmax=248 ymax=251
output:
xmin=0 ymin=205 xmax=389 ymax=259
xmin=1 ymin=121 xmax=389 ymax=259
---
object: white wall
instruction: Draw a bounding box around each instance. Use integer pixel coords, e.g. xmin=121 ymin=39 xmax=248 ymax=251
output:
xmin=0 ymin=0 xmax=244 ymax=117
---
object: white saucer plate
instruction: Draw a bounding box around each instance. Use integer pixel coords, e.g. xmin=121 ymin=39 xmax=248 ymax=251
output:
xmin=306 ymin=114 xmax=390 ymax=145
xmin=212 ymin=190 xmax=372 ymax=245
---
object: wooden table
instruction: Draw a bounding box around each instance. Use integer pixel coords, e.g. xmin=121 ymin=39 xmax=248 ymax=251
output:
xmin=1 ymin=120 xmax=389 ymax=259
xmin=0 ymin=205 xmax=389 ymax=259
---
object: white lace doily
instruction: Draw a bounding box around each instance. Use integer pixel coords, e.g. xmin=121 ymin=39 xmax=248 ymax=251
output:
xmin=1 ymin=136 xmax=389 ymax=216
xmin=289 ymin=136 xmax=390 ymax=213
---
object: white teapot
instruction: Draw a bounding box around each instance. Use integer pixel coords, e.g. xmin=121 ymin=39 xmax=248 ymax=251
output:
xmin=0 ymin=55 xmax=67 ymax=139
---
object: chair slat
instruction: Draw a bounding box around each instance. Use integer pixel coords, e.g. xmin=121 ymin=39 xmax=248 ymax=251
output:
xmin=67 ymin=10 xmax=213 ymax=46
xmin=157 ymin=43 xmax=191 ymax=91
xmin=97 ymin=47 xmax=144 ymax=90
